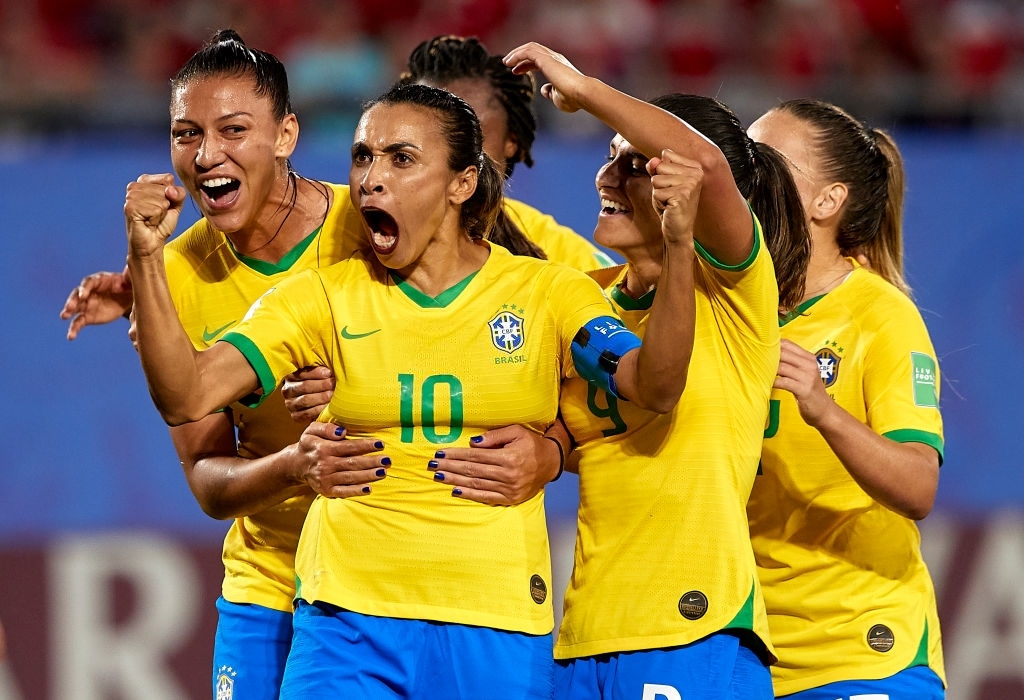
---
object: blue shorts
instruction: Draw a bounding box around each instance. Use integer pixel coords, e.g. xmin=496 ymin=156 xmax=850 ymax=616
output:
xmin=212 ymin=596 xmax=293 ymax=700
xmin=555 ymin=631 xmax=773 ymax=700
xmin=280 ymin=600 xmax=554 ymax=700
xmin=778 ymin=665 xmax=945 ymax=700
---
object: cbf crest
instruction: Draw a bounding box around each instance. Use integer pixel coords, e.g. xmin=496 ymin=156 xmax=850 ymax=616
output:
xmin=215 ymin=665 xmax=236 ymax=700
xmin=816 ymin=346 xmax=841 ymax=388
xmin=489 ymin=305 xmax=525 ymax=353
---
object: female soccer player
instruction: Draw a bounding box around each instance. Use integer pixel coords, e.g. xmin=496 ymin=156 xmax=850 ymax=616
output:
xmin=747 ymin=99 xmax=946 ymax=699
xmin=124 ymin=82 xmax=698 ymax=698
xmin=61 ymin=30 xmax=570 ymax=699
xmin=502 ymin=42 xmax=809 ymax=700
xmin=398 ymin=34 xmax=613 ymax=269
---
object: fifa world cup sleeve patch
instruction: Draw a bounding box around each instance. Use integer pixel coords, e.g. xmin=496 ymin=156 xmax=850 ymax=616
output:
xmin=571 ymin=316 xmax=642 ymax=398
xmin=911 ymin=352 xmax=939 ymax=408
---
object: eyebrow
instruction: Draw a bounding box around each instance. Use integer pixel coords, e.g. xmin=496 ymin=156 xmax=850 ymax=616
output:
xmin=351 ymin=141 xmax=423 ymax=155
xmin=172 ymin=111 xmax=254 ymax=125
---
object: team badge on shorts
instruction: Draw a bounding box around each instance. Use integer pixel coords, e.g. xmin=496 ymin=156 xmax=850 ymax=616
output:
xmin=215 ymin=665 xmax=236 ymax=700
xmin=867 ymin=624 xmax=895 ymax=652
xmin=815 ymin=347 xmax=841 ymax=388
xmin=489 ymin=307 xmax=525 ymax=353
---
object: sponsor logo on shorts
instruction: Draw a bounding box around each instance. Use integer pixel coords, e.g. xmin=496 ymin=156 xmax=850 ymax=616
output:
xmin=678 ymin=590 xmax=708 ymax=620
xmin=530 ymin=574 xmax=547 ymax=604
xmin=867 ymin=623 xmax=895 ymax=652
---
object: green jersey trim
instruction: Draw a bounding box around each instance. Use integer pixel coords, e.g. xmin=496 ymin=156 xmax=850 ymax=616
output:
xmin=724 ymin=579 xmax=756 ymax=632
xmin=883 ymin=428 xmax=945 ymax=465
xmin=908 ymin=617 xmax=931 ymax=669
xmin=220 ymin=332 xmax=275 ymax=408
xmin=391 ymin=270 xmax=479 ymax=308
xmin=229 ymin=227 xmax=321 ymax=275
xmin=609 ymin=282 xmax=656 ymax=311
xmin=693 ymin=206 xmax=761 ymax=272
xmin=779 ymin=294 xmax=826 ymax=326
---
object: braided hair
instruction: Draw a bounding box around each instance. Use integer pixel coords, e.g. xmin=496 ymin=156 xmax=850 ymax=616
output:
xmin=398 ymin=35 xmax=537 ymax=179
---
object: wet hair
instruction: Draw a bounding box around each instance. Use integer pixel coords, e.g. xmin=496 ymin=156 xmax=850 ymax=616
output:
xmin=171 ymin=29 xmax=292 ymax=122
xmin=363 ymin=83 xmax=545 ymax=258
xmin=775 ymin=98 xmax=910 ymax=296
xmin=398 ymin=35 xmax=537 ymax=179
xmin=651 ymin=94 xmax=811 ymax=311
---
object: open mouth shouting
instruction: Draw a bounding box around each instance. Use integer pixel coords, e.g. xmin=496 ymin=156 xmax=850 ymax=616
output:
xmin=199 ymin=176 xmax=241 ymax=211
xmin=361 ymin=206 xmax=399 ymax=255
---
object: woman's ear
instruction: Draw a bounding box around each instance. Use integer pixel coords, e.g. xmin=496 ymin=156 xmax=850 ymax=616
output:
xmin=274 ymin=113 xmax=300 ymax=159
xmin=448 ymin=166 xmax=478 ymax=205
xmin=811 ymin=181 xmax=848 ymax=222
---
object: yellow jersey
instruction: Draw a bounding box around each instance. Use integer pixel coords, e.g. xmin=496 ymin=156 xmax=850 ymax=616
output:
xmin=749 ymin=261 xmax=945 ymax=694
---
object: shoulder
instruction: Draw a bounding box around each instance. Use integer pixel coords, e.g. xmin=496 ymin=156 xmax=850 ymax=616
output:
xmin=504 ymin=197 xmax=612 ymax=270
xmin=165 ymin=218 xmax=227 ymax=275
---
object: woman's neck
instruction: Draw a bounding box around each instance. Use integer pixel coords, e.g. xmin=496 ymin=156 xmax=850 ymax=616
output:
xmin=621 ymin=257 xmax=662 ymax=299
xmin=397 ymin=234 xmax=490 ymax=299
xmin=227 ymin=175 xmax=330 ymax=264
xmin=803 ymin=244 xmax=853 ymax=301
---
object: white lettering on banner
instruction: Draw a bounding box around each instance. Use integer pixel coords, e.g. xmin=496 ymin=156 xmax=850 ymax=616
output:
xmin=943 ymin=512 xmax=1024 ymax=698
xmin=48 ymin=533 xmax=200 ymax=700
xmin=641 ymin=684 xmax=681 ymax=700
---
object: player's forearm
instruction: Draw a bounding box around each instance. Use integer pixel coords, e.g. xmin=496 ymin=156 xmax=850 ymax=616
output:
xmin=187 ymin=447 xmax=311 ymax=520
xmin=576 ymin=76 xmax=717 ymax=171
xmin=618 ymin=239 xmax=696 ymax=413
xmin=814 ymin=402 xmax=939 ymax=520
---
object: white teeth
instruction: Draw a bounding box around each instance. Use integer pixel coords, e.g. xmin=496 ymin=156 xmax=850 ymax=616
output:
xmin=600 ymin=198 xmax=627 ymax=213
xmin=202 ymin=177 xmax=236 ymax=188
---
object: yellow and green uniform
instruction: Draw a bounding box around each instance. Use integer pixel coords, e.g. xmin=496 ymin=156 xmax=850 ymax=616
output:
xmin=165 ymin=182 xmax=361 ymax=612
xmin=223 ymin=244 xmax=618 ymax=634
xmin=505 ymin=197 xmax=614 ymax=271
xmin=555 ymin=216 xmax=779 ymax=660
xmin=749 ymin=260 xmax=945 ymax=695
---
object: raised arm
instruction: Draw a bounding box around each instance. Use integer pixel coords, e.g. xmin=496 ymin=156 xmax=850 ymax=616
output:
xmin=125 ymin=173 xmax=258 ymax=424
xmin=504 ymin=42 xmax=752 ymax=265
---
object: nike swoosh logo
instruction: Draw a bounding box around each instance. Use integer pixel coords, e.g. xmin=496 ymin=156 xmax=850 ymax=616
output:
xmin=202 ymin=321 xmax=236 ymax=342
xmin=341 ymin=326 xmax=382 ymax=340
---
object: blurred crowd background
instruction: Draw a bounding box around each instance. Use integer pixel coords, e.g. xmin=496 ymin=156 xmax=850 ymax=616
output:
xmin=3 ymin=0 xmax=1024 ymax=140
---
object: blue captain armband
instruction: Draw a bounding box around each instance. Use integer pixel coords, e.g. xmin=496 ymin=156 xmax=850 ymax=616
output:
xmin=571 ymin=316 xmax=642 ymax=399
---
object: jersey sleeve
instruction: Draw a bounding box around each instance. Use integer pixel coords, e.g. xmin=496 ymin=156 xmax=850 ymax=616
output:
xmin=544 ymin=265 xmax=625 ymax=379
xmin=694 ymin=211 xmax=779 ymax=348
xmin=863 ymin=299 xmax=945 ymax=461
xmin=220 ymin=270 xmax=334 ymax=403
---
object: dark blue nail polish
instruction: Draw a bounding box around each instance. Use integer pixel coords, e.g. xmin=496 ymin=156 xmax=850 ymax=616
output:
xmin=376 ymin=468 xmax=386 ymax=477
xmin=381 ymin=457 xmax=391 ymax=466
xmin=427 ymin=460 xmax=439 ymax=470
xmin=470 ymin=435 xmax=483 ymax=444
xmin=335 ymin=426 xmax=345 ymax=436
xmin=361 ymin=486 xmax=371 ymax=493
xmin=452 ymin=488 xmax=463 ymax=497
xmin=434 ymin=472 xmax=445 ymax=481
xmin=434 ymin=450 xmax=446 ymax=459
xmin=374 ymin=440 xmax=384 ymax=449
